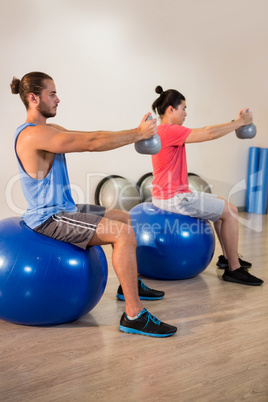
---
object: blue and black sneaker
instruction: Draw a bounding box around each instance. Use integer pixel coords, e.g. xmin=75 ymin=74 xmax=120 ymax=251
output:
xmin=116 ymin=278 xmax=165 ymax=301
xmin=119 ymin=309 xmax=177 ymax=337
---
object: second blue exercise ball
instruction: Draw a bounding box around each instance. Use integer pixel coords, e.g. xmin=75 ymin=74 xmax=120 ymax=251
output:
xmin=130 ymin=203 xmax=215 ymax=280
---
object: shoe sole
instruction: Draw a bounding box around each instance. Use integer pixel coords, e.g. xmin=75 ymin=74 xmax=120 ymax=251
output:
xmin=222 ymin=274 xmax=263 ymax=286
xmin=217 ymin=262 xmax=252 ymax=269
xmin=116 ymin=294 xmax=164 ymax=301
xmin=119 ymin=325 xmax=177 ymax=337
xmin=216 ymin=262 xmax=228 ymax=269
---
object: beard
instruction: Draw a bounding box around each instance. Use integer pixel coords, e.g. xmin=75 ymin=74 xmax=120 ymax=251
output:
xmin=38 ymin=100 xmax=57 ymax=118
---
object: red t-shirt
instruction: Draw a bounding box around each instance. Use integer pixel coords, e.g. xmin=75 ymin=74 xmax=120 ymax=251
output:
xmin=151 ymin=124 xmax=192 ymax=199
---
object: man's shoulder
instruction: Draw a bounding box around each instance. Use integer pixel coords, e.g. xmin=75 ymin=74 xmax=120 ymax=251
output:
xmin=15 ymin=122 xmax=36 ymax=138
xmin=47 ymin=123 xmax=68 ymax=131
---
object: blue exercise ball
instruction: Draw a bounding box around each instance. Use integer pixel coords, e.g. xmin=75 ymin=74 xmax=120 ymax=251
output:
xmin=0 ymin=217 xmax=108 ymax=325
xmin=130 ymin=203 xmax=215 ymax=280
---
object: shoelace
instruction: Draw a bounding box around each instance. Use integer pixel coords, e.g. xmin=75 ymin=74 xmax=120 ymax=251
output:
xmin=230 ymin=267 xmax=249 ymax=273
xmin=240 ymin=267 xmax=249 ymax=274
xmin=145 ymin=311 xmax=161 ymax=326
xmin=148 ymin=312 xmax=161 ymax=325
xmin=138 ymin=279 xmax=152 ymax=291
xmin=138 ymin=309 xmax=161 ymax=326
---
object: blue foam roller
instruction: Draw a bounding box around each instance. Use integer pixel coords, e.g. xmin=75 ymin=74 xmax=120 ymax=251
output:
xmin=254 ymin=148 xmax=268 ymax=214
xmin=246 ymin=147 xmax=260 ymax=213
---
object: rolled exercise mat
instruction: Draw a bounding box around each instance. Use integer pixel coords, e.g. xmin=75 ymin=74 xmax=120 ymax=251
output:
xmin=254 ymin=148 xmax=268 ymax=214
xmin=246 ymin=147 xmax=260 ymax=213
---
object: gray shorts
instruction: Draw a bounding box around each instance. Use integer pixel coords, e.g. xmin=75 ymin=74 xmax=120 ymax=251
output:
xmin=34 ymin=204 xmax=106 ymax=249
xmin=152 ymin=192 xmax=225 ymax=222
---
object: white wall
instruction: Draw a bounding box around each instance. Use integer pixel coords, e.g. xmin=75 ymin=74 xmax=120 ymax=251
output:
xmin=1 ymin=0 xmax=267 ymax=218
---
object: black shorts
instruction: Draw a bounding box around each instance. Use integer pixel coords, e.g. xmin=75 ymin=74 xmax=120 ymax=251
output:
xmin=34 ymin=204 xmax=106 ymax=249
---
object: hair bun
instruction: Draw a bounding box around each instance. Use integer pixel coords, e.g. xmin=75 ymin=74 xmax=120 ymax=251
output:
xmin=10 ymin=77 xmax=21 ymax=94
xmin=155 ymin=85 xmax=163 ymax=95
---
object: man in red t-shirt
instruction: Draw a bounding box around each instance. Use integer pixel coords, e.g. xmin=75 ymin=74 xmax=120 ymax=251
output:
xmin=151 ymin=85 xmax=263 ymax=287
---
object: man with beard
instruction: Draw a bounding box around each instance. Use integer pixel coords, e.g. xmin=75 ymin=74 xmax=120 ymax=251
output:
xmin=10 ymin=72 xmax=177 ymax=337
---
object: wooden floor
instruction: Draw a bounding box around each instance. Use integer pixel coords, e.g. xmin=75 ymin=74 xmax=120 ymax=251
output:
xmin=0 ymin=212 xmax=267 ymax=402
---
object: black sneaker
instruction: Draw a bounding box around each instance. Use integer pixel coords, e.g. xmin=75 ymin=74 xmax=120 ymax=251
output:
xmin=116 ymin=278 xmax=165 ymax=301
xmin=119 ymin=309 xmax=177 ymax=337
xmin=216 ymin=254 xmax=252 ymax=269
xmin=222 ymin=267 xmax=263 ymax=286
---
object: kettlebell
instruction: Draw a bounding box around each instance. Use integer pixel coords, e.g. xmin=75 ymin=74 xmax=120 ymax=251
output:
xmin=135 ymin=115 xmax=161 ymax=155
xmin=236 ymin=123 xmax=257 ymax=139
xmin=235 ymin=110 xmax=257 ymax=139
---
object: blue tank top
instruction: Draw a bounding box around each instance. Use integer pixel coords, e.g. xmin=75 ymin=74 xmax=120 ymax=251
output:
xmin=14 ymin=123 xmax=77 ymax=229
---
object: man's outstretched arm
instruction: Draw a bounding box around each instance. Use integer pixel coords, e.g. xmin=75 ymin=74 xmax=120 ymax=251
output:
xmin=25 ymin=113 xmax=157 ymax=153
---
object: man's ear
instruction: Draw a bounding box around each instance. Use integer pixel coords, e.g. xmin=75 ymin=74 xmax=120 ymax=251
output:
xmin=167 ymin=105 xmax=174 ymax=114
xmin=28 ymin=92 xmax=39 ymax=105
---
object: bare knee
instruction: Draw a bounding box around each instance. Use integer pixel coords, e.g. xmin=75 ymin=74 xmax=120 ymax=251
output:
xmin=115 ymin=223 xmax=137 ymax=247
xmin=221 ymin=201 xmax=238 ymax=220
xmin=229 ymin=203 xmax=238 ymax=217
